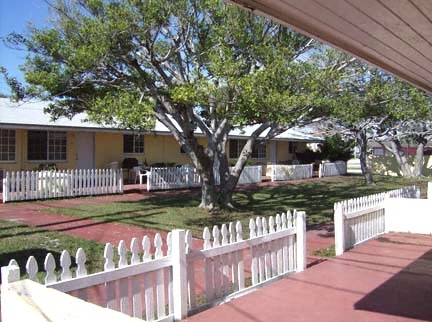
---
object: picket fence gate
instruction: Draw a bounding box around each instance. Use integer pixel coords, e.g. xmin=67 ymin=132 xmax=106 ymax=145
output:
xmin=271 ymin=164 xmax=313 ymax=182
xmin=318 ymin=161 xmax=347 ymax=178
xmin=334 ymin=185 xmax=420 ymax=255
xmin=147 ymin=166 xmax=201 ymax=191
xmin=214 ymin=165 xmax=262 ymax=186
xmin=147 ymin=165 xmax=262 ymax=191
xmin=1 ymin=211 xmax=306 ymax=322
xmin=2 ymin=168 xmax=123 ymax=203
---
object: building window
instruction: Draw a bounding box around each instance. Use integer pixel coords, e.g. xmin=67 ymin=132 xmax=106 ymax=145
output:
xmin=123 ymin=134 xmax=144 ymax=154
xmin=229 ymin=139 xmax=266 ymax=159
xmin=0 ymin=129 xmax=16 ymax=161
xmin=229 ymin=139 xmax=242 ymax=159
xmin=28 ymin=130 xmax=67 ymax=161
xmin=252 ymin=143 xmax=266 ymax=159
xmin=289 ymin=142 xmax=296 ymax=153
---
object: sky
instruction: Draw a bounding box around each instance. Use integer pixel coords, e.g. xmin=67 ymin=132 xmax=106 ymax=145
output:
xmin=0 ymin=0 xmax=50 ymax=95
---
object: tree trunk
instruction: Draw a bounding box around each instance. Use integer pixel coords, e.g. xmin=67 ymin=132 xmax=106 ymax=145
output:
xmin=388 ymin=139 xmax=413 ymax=177
xmin=213 ymin=123 xmax=271 ymax=209
xmin=185 ymin=135 xmax=237 ymax=211
xmin=356 ymin=130 xmax=374 ymax=184
xmin=181 ymin=137 xmax=221 ymax=211
xmin=215 ymin=139 xmax=237 ymax=209
xmin=199 ymin=173 xmax=219 ymax=210
xmin=413 ymin=141 xmax=425 ymax=177
xmin=219 ymin=137 xmax=259 ymax=208
xmin=156 ymin=107 xmax=272 ymax=211
xmin=218 ymin=170 xmax=240 ymax=209
xmin=196 ymin=157 xmax=221 ymax=210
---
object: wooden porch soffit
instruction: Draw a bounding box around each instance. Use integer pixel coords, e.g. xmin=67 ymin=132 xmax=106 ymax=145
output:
xmin=230 ymin=0 xmax=432 ymax=94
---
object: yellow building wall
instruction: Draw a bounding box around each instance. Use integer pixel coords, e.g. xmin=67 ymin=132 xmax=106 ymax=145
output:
xmin=372 ymin=155 xmax=432 ymax=177
xmin=94 ymin=132 xmax=123 ymax=168
xmin=144 ymin=135 xmax=206 ymax=165
xmin=276 ymin=141 xmax=289 ymax=163
xmin=275 ymin=141 xmax=306 ymax=163
xmin=93 ymin=132 xmax=206 ymax=168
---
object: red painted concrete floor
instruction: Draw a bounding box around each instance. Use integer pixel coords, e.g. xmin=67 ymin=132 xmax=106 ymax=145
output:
xmin=185 ymin=232 xmax=432 ymax=322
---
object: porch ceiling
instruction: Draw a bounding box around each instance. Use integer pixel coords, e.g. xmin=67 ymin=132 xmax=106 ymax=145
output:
xmin=230 ymin=0 xmax=432 ymax=94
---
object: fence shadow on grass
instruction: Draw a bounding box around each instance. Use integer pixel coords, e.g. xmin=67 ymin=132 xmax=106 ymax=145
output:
xmin=354 ymin=245 xmax=432 ymax=321
xmin=0 ymin=248 xmax=63 ymax=282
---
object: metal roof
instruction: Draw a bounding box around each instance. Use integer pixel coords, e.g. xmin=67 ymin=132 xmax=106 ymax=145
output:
xmin=231 ymin=0 xmax=432 ymax=94
xmin=0 ymin=98 xmax=323 ymax=142
xmin=0 ymin=98 xmax=109 ymax=131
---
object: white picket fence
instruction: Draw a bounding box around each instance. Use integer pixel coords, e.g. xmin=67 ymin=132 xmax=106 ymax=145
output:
xmin=1 ymin=211 xmax=306 ymax=322
xmin=147 ymin=165 xmax=262 ymax=191
xmin=2 ymin=169 xmax=123 ymax=203
xmin=147 ymin=166 xmax=201 ymax=191
xmin=271 ymin=164 xmax=313 ymax=182
xmin=318 ymin=161 xmax=347 ymax=178
xmin=234 ymin=165 xmax=262 ymax=185
xmin=214 ymin=165 xmax=262 ymax=186
xmin=334 ymin=185 xmax=421 ymax=255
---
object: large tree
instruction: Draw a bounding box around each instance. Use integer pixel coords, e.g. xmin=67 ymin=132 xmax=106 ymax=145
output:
xmin=313 ymin=50 xmax=382 ymax=184
xmin=316 ymin=49 xmax=432 ymax=183
xmin=5 ymin=0 xmax=331 ymax=210
xmin=352 ymin=71 xmax=432 ymax=178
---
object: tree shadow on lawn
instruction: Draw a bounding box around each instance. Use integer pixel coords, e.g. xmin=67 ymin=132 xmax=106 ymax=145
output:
xmin=113 ymin=175 xmax=424 ymax=232
xmin=230 ymin=181 xmax=370 ymax=224
xmin=231 ymin=176 xmax=421 ymax=228
xmin=135 ymin=194 xmax=201 ymax=208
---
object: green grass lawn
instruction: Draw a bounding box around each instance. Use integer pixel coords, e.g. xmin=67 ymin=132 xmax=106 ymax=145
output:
xmin=0 ymin=220 xmax=106 ymax=279
xmin=44 ymin=175 xmax=429 ymax=237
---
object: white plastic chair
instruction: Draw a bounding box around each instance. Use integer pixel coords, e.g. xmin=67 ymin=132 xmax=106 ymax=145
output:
xmin=133 ymin=166 xmax=149 ymax=184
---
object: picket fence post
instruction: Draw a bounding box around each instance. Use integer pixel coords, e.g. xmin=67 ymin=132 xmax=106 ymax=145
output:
xmin=295 ymin=211 xmax=307 ymax=272
xmin=172 ymin=229 xmax=187 ymax=320
xmin=1 ymin=262 xmax=20 ymax=322
xmin=334 ymin=203 xmax=345 ymax=256
xmin=118 ymin=169 xmax=123 ymax=193
xmin=428 ymin=182 xmax=432 ymax=200
xmin=3 ymin=173 xmax=8 ymax=203
xmin=1 ymin=263 xmax=20 ymax=285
